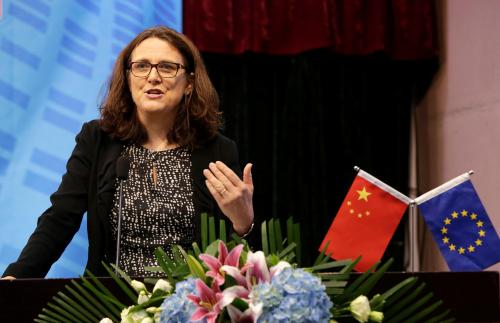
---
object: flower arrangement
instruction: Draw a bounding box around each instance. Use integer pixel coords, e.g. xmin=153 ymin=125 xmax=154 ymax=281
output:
xmin=37 ymin=215 xmax=453 ymax=323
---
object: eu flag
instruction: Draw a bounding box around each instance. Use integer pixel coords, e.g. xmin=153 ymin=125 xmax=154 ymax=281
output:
xmin=416 ymin=174 xmax=500 ymax=271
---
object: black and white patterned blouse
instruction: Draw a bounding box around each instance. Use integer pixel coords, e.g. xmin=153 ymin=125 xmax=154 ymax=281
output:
xmin=110 ymin=143 xmax=196 ymax=277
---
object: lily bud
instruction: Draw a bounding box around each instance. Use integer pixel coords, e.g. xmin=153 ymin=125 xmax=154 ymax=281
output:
xmin=146 ymin=307 xmax=161 ymax=314
xmin=153 ymin=279 xmax=172 ymax=293
xmin=138 ymin=290 xmax=150 ymax=305
xmin=369 ymin=311 xmax=384 ymax=322
xmin=131 ymin=280 xmax=146 ymax=293
xmin=349 ymin=295 xmax=371 ymax=322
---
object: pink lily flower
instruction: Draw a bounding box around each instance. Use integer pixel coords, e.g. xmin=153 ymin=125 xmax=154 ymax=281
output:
xmin=199 ymin=242 xmax=244 ymax=286
xmin=219 ymin=285 xmax=251 ymax=308
xmin=187 ymin=279 xmax=223 ymax=323
xmin=220 ymin=265 xmax=247 ymax=286
xmin=242 ymin=251 xmax=271 ymax=286
xmin=227 ymin=302 xmax=263 ymax=323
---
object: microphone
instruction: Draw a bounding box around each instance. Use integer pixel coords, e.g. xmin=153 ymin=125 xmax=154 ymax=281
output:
xmin=115 ymin=156 xmax=130 ymax=273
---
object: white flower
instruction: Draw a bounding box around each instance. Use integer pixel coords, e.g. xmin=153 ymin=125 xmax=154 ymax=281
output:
xmin=350 ymin=295 xmax=371 ymax=322
xmin=131 ymin=280 xmax=147 ymax=293
xmin=140 ymin=318 xmax=153 ymax=323
xmin=99 ymin=318 xmax=113 ymax=323
xmin=138 ymin=290 xmax=150 ymax=305
xmin=121 ymin=308 xmax=149 ymax=323
xmin=269 ymin=261 xmax=291 ymax=277
xmin=369 ymin=311 xmax=384 ymax=322
xmin=153 ymin=279 xmax=172 ymax=293
xmin=145 ymin=307 xmax=160 ymax=314
xmin=131 ymin=310 xmax=149 ymax=322
xmin=121 ymin=306 xmax=133 ymax=320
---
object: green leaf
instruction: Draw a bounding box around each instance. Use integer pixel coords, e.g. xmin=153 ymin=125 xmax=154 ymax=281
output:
xmin=38 ymin=309 xmax=67 ymax=323
xmin=201 ymin=213 xmax=208 ymax=251
xmin=209 ymin=216 xmax=216 ymax=244
xmin=176 ymin=245 xmax=205 ymax=279
xmin=293 ymin=223 xmax=301 ymax=265
xmin=85 ymin=268 xmax=127 ymax=310
xmin=154 ymin=247 xmax=174 ymax=281
xmin=261 ymin=220 xmax=269 ymax=255
xmin=219 ymin=219 xmax=227 ymax=243
xmin=170 ymin=245 xmax=185 ymax=265
xmin=80 ymin=277 xmax=125 ymax=318
xmin=322 ymin=280 xmax=348 ymax=288
xmin=205 ymin=240 xmax=220 ymax=256
xmin=111 ymin=264 xmax=133 ymax=284
xmin=404 ymin=300 xmax=445 ymax=323
xmin=314 ymin=240 xmax=331 ymax=267
xmin=424 ymin=310 xmax=453 ymax=323
xmin=231 ymin=298 xmax=249 ymax=311
xmin=339 ymin=256 xmax=360 ymax=274
xmin=371 ymin=277 xmax=416 ymax=310
xmin=384 ymin=283 xmax=427 ymax=319
xmin=268 ymin=219 xmax=276 ymax=254
xmin=47 ymin=303 xmax=79 ymax=322
xmin=355 ymin=258 xmax=393 ymax=297
xmin=382 ymin=277 xmax=419 ymax=309
xmin=101 ymin=262 xmax=137 ymax=303
xmin=72 ymin=278 xmax=120 ymax=320
xmin=187 ymin=254 xmax=206 ymax=278
xmin=326 ymin=287 xmax=346 ymax=295
xmin=319 ymin=272 xmax=350 ymax=281
xmin=286 ymin=217 xmax=294 ymax=248
xmin=231 ymin=232 xmax=243 ymax=244
xmin=128 ymin=295 xmax=168 ymax=311
xmin=278 ymin=242 xmax=296 ymax=258
xmin=273 ymin=219 xmax=283 ymax=253
xmin=385 ymin=291 xmax=434 ymax=323
xmin=56 ymin=292 xmax=97 ymax=322
xmin=52 ymin=295 xmax=92 ymax=323
xmin=64 ymin=284 xmax=105 ymax=320
xmin=309 ymin=259 xmax=352 ymax=272
xmin=192 ymin=242 xmax=202 ymax=257
xmin=143 ymin=266 xmax=164 ymax=273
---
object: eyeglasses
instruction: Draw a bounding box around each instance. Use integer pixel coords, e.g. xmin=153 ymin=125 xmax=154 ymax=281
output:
xmin=128 ymin=61 xmax=187 ymax=78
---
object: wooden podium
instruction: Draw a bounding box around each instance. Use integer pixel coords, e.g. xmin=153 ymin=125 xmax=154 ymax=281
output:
xmin=1 ymin=272 xmax=499 ymax=322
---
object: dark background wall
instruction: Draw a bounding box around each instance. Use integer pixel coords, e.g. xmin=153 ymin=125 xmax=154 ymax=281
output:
xmin=184 ymin=0 xmax=439 ymax=268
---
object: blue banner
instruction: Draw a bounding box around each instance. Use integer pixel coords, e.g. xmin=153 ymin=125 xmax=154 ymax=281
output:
xmin=0 ymin=0 xmax=182 ymax=278
xmin=418 ymin=178 xmax=500 ymax=271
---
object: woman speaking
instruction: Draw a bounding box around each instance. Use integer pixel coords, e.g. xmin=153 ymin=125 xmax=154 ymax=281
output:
xmin=2 ymin=26 xmax=254 ymax=278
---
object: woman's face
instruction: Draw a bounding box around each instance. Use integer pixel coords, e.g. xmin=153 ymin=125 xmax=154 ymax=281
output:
xmin=128 ymin=37 xmax=191 ymax=120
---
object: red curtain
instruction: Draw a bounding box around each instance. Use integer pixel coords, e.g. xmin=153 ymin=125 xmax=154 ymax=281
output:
xmin=183 ymin=0 xmax=438 ymax=59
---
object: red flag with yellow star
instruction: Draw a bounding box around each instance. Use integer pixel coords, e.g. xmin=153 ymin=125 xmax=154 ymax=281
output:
xmin=320 ymin=169 xmax=411 ymax=271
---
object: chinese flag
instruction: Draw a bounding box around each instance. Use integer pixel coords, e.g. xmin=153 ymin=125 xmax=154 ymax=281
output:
xmin=320 ymin=170 xmax=410 ymax=271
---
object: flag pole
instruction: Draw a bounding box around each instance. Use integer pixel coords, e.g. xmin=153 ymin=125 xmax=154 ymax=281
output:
xmin=409 ymin=201 xmax=417 ymax=273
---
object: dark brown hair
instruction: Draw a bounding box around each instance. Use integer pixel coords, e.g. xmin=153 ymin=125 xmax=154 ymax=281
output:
xmin=99 ymin=26 xmax=221 ymax=148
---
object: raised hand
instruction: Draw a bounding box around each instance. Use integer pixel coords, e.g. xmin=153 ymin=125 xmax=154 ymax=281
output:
xmin=203 ymin=161 xmax=254 ymax=235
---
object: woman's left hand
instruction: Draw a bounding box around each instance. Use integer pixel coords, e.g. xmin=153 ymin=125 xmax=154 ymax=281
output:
xmin=203 ymin=161 xmax=254 ymax=236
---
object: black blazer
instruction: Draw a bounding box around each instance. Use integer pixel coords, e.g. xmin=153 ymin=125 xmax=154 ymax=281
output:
xmin=4 ymin=120 xmax=241 ymax=278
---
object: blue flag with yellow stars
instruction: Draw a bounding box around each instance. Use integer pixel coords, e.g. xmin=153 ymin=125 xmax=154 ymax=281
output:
xmin=415 ymin=173 xmax=500 ymax=271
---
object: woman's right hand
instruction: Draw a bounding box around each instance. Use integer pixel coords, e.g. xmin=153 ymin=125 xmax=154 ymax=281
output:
xmin=1 ymin=276 xmax=15 ymax=280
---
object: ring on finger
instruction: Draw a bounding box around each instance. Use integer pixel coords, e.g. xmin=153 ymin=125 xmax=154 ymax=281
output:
xmin=220 ymin=188 xmax=228 ymax=195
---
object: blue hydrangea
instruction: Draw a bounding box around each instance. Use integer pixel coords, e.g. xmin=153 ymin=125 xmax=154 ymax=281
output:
xmin=159 ymin=278 xmax=206 ymax=323
xmin=250 ymin=268 xmax=333 ymax=323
